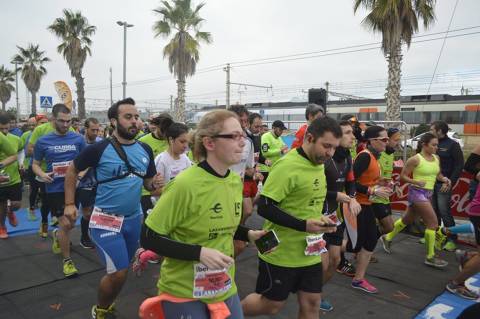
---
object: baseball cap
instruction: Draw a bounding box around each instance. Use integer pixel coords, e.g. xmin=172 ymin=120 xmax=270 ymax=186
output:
xmin=272 ymin=120 xmax=287 ymax=130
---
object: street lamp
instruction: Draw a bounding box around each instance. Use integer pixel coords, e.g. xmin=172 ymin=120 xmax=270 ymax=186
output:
xmin=117 ymin=21 xmax=134 ymax=99
xmin=10 ymin=61 xmax=20 ymax=118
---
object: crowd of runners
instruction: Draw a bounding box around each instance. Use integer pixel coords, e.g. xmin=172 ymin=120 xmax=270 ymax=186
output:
xmin=1 ymin=98 xmax=480 ymax=319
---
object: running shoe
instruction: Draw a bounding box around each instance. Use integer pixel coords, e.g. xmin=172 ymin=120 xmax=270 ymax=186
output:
xmin=39 ymin=223 xmax=48 ymax=238
xmin=455 ymin=249 xmax=469 ymax=271
xmin=7 ymin=211 xmax=18 ymax=227
xmin=370 ymin=254 xmax=379 ymax=263
xmin=63 ymin=259 xmax=78 ymax=277
xmin=52 ymin=229 xmax=61 ymax=254
xmin=380 ymin=235 xmax=392 ymax=254
xmin=132 ymin=248 xmax=147 ymax=277
xmin=435 ymin=227 xmax=447 ymax=251
xmin=28 ymin=208 xmax=38 ymax=221
xmin=352 ymin=279 xmax=378 ymax=294
xmin=91 ymin=304 xmax=117 ymax=319
xmin=418 ymin=237 xmax=426 ymax=244
xmin=80 ymin=236 xmax=95 ymax=249
xmin=0 ymin=226 xmax=8 ymax=239
xmin=424 ymin=256 xmax=448 ymax=268
xmin=443 ymin=241 xmax=457 ymax=252
xmin=336 ymin=259 xmax=356 ymax=277
xmin=50 ymin=216 xmax=59 ymax=227
xmin=319 ymin=299 xmax=334 ymax=312
xmin=446 ymin=281 xmax=479 ymax=300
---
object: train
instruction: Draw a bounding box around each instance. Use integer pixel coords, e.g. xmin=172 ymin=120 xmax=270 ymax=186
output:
xmin=190 ymin=94 xmax=480 ymax=135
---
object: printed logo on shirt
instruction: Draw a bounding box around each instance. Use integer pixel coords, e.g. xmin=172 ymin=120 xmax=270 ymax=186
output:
xmin=49 ymin=145 xmax=78 ymax=153
xmin=142 ymin=157 xmax=148 ymax=164
xmin=210 ymin=203 xmax=223 ymax=214
xmin=313 ymin=178 xmax=320 ymax=190
xmin=262 ymin=143 xmax=269 ymax=152
xmin=234 ymin=202 xmax=241 ymax=216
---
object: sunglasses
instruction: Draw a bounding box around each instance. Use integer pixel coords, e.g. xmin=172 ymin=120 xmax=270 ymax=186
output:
xmin=371 ymin=137 xmax=389 ymax=143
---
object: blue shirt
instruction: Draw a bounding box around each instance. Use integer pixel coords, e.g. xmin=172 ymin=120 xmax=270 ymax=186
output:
xmin=9 ymin=127 xmax=23 ymax=137
xmin=34 ymin=131 xmax=86 ymax=193
xmin=74 ymin=139 xmax=156 ymax=216
xmin=77 ymin=136 xmax=103 ymax=189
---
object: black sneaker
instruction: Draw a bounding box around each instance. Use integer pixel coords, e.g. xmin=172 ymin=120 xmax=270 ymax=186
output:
xmin=336 ymin=259 xmax=356 ymax=277
xmin=80 ymin=237 xmax=95 ymax=249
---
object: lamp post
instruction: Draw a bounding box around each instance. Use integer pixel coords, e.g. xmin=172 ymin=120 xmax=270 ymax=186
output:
xmin=116 ymin=21 xmax=134 ymax=99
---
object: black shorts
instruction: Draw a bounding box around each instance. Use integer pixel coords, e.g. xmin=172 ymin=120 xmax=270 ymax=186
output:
xmin=324 ymin=223 xmax=345 ymax=247
xmin=469 ymin=215 xmax=480 ymax=245
xmin=47 ymin=192 xmax=65 ymax=217
xmin=255 ymin=258 xmax=322 ymax=301
xmin=372 ymin=203 xmax=392 ymax=220
xmin=346 ymin=205 xmax=378 ymax=253
xmin=76 ymin=188 xmax=96 ymax=208
xmin=0 ymin=183 xmax=22 ymax=202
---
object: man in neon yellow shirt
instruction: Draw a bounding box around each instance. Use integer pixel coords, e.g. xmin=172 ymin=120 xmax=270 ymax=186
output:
xmin=259 ymin=120 xmax=288 ymax=181
xmin=242 ymin=117 xmax=342 ymax=318
xmin=0 ymin=112 xmax=24 ymax=238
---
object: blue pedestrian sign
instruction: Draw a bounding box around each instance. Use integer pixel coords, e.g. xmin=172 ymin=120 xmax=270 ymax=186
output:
xmin=40 ymin=96 xmax=53 ymax=109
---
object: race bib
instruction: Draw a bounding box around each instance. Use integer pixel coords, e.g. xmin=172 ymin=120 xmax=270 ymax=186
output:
xmin=52 ymin=161 xmax=72 ymax=178
xmin=324 ymin=211 xmax=342 ymax=226
xmin=193 ymin=263 xmax=232 ymax=299
xmin=304 ymin=234 xmax=327 ymax=256
xmin=89 ymin=207 xmax=124 ymax=233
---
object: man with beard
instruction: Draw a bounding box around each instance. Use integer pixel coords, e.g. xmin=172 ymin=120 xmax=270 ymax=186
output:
xmin=242 ymin=117 xmax=342 ymax=319
xmin=32 ymin=104 xmax=86 ymax=276
xmin=63 ymin=98 xmax=164 ymax=319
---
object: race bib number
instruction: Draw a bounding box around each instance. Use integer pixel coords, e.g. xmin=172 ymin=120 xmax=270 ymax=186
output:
xmin=325 ymin=211 xmax=341 ymax=226
xmin=193 ymin=263 xmax=232 ymax=299
xmin=304 ymin=234 xmax=327 ymax=256
xmin=52 ymin=161 xmax=72 ymax=178
xmin=89 ymin=207 xmax=124 ymax=233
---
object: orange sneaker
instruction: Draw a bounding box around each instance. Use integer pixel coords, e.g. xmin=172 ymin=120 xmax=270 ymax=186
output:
xmin=0 ymin=226 xmax=8 ymax=239
xmin=7 ymin=211 xmax=18 ymax=227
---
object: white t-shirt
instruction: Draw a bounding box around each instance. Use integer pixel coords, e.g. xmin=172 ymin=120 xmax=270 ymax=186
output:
xmin=229 ymin=136 xmax=254 ymax=179
xmin=154 ymin=151 xmax=192 ymax=182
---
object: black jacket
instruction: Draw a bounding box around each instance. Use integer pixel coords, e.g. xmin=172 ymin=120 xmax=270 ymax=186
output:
xmin=436 ymin=136 xmax=464 ymax=185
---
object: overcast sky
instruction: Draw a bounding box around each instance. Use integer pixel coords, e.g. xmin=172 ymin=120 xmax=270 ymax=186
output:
xmin=1 ymin=0 xmax=480 ymax=114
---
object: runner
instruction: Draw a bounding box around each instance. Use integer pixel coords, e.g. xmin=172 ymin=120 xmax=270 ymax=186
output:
xmin=141 ymin=109 xmax=265 ymax=318
xmin=21 ymin=117 xmax=38 ymax=221
xmin=348 ymin=126 xmax=392 ymax=293
xmin=381 ymin=133 xmax=450 ymax=268
xmin=32 ymin=104 xmax=86 ymax=277
xmin=445 ymin=144 xmax=480 ymax=299
xmin=245 ymin=113 xmax=268 ymax=203
xmin=242 ymin=117 xmax=342 ymax=319
xmin=138 ymin=113 xmax=172 ymax=218
xmin=371 ymin=128 xmax=402 ymax=236
xmin=259 ymin=120 xmax=288 ymax=182
xmin=291 ymin=103 xmax=324 ymax=149
xmin=8 ymin=114 xmax=23 ymax=137
xmin=321 ymin=120 xmax=361 ymax=311
xmin=430 ymin=121 xmax=464 ymax=252
xmin=0 ymin=111 xmax=23 ymax=239
xmin=63 ymin=98 xmax=164 ymax=319
xmin=132 ymin=121 xmax=192 ymax=274
xmin=75 ymin=117 xmax=102 ymax=249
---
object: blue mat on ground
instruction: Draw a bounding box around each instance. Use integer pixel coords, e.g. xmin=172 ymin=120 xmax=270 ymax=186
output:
xmin=5 ymin=208 xmax=80 ymax=237
xmin=415 ymin=273 xmax=480 ymax=319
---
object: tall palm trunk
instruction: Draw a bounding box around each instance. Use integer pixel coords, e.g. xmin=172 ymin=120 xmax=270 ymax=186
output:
xmin=75 ymin=73 xmax=86 ymax=119
xmin=31 ymin=91 xmax=37 ymax=115
xmin=1 ymin=102 xmax=5 ymax=111
xmin=385 ymin=40 xmax=402 ymax=123
xmin=176 ymin=78 xmax=186 ymax=122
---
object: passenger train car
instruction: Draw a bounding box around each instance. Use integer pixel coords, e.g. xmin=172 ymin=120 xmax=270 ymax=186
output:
xmin=190 ymin=94 xmax=480 ymax=134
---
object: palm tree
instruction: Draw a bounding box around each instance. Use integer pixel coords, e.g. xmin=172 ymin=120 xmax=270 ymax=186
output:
xmin=0 ymin=65 xmax=16 ymax=111
xmin=153 ymin=0 xmax=212 ymax=122
xmin=354 ymin=0 xmax=436 ymax=122
xmin=48 ymin=9 xmax=96 ymax=120
xmin=12 ymin=44 xmax=50 ymax=115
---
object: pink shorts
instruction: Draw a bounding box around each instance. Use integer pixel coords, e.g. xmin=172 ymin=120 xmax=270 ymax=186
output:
xmin=408 ymin=187 xmax=433 ymax=206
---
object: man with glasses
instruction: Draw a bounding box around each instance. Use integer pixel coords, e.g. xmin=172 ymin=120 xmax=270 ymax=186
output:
xmin=348 ymin=126 xmax=392 ymax=294
xmin=291 ymin=103 xmax=324 ymax=149
xmin=32 ymin=104 xmax=86 ymax=277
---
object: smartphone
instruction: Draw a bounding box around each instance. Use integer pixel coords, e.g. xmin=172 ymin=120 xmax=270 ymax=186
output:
xmin=255 ymin=230 xmax=280 ymax=254
xmin=322 ymin=223 xmax=337 ymax=228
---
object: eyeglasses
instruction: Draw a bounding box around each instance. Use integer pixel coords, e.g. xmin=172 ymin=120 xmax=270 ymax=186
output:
xmin=213 ymin=132 xmax=246 ymax=141
xmin=371 ymin=137 xmax=389 ymax=143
